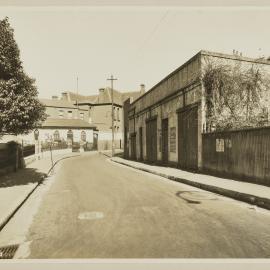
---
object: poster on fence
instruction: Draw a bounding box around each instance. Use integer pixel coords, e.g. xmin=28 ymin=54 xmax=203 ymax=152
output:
xmin=216 ymin=138 xmax=224 ymax=152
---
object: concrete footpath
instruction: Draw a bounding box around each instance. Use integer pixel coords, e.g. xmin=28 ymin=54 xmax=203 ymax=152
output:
xmin=110 ymin=156 xmax=270 ymax=211
xmin=0 ymin=149 xmax=80 ymax=231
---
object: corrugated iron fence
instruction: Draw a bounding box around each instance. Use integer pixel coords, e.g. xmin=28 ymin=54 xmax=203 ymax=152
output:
xmin=202 ymin=127 xmax=270 ymax=186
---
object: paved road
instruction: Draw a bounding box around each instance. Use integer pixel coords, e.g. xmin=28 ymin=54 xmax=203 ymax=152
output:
xmin=1 ymin=152 xmax=270 ymax=258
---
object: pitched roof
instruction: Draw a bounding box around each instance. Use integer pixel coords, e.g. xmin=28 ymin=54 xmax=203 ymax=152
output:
xmin=66 ymin=88 xmax=142 ymax=106
xmin=41 ymin=118 xmax=96 ymax=129
xmin=66 ymin=92 xmax=99 ymax=103
xmin=97 ymin=88 xmax=123 ymax=105
xmin=40 ymin=98 xmax=77 ymax=108
xmin=43 ymin=87 xmax=142 ymax=108
xmin=121 ymin=91 xmax=142 ymax=103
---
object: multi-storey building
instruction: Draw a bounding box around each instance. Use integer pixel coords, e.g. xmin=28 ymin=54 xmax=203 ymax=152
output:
xmin=62 ymin=85 xmax=144 ymax=150
xmin=22 ymin=96 xmax=97 ymax=148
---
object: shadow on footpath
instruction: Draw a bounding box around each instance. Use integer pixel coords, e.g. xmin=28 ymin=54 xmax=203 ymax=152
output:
xmin=0 ymin=168 xmax=46 ymax=188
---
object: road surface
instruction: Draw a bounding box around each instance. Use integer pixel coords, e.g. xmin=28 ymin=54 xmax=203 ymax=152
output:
xmin=1 ymin=152 xmax=270 ymax=258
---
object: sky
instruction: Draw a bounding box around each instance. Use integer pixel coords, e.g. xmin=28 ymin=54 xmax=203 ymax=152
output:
xmin=0 ymin=4 xmax=270 ymax=98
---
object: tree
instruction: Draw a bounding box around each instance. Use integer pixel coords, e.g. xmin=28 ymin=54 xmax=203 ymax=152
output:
xmin=0 ymin=17 xmax=46 ymax=135
xmin=202 ymin=60 xmax=270 ymax=131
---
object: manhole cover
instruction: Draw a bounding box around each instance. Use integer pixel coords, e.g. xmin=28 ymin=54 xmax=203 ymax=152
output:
xmin=176 ymin=191 xmax=218 ymax=203
xmin=0 ymin=244 xmax=19 ymax=259
xmin=78 ymin=212 xmax=104 ymax=220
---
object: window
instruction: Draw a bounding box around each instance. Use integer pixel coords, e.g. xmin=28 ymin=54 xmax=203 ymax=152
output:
xmin=68 ymin=111 xmax=73 ymax=119
xmin=59 ymin=110 xmax=64 ymax=118
xmin=81 ymin=130 xmax=86 ymax=142
xmin=113 ymin=107 xmax=116 ymax=121
xmin=53 ymin=130 xmax=60 ymax=142
xmin=80 ymin=112 xmax=84 ymax=120
xmin=67 ymin=130 xmax=73 ymax=141
xmin=89 ymin=107 xmax=92 ymax=123
xmin=117 ymin=108 xmax=120 ymax=121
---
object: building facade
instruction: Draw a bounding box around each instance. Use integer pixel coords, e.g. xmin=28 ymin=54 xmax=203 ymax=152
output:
xmin=63 ymin=86 xmax=144 ymax=150
xmin=124 ymin=50 xmax=270 ymax=170
xmin=21 ymin=97 xmax=97 ymax=149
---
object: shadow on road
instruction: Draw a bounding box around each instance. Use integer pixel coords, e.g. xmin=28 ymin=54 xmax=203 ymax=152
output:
xmin=0 ymin=168 xmax=46 ymax=188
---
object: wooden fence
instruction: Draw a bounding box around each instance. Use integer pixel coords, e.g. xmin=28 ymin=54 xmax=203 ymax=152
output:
xmin=0 ymin=142 xmax=19 ymax=174
xmin=23 ymin=144 xmax=35 ymax=157
xmin=202 ymin=127 xmax=270 ymax=186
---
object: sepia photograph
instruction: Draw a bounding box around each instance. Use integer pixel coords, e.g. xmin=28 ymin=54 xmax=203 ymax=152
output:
xmin=0 ymin=0 xmax=270 ymax=269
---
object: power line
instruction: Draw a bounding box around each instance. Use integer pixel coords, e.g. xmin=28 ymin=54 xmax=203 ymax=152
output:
xmin=136 ymin=10 xmax=170 ymax=55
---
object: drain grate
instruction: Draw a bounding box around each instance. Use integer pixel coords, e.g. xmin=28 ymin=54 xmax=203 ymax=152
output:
xmin=0 ymin=244 xmax=19 ymax=259
xmin=176 ymin=190 xmax=219 ymax=204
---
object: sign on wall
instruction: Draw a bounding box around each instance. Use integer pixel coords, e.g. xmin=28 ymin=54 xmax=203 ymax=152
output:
xmin=216 ymin=138 xmax=225 ymax=152
xmin=170 ymin=127 xmax=176 ymax=153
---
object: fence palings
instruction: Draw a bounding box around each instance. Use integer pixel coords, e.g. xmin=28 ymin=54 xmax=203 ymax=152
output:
xmin=202 ymin=127 xmax=270 ymax=186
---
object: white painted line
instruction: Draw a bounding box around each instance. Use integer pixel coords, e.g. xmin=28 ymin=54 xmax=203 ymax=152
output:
xmin=78 ymin=212 xmax=104 ymax=220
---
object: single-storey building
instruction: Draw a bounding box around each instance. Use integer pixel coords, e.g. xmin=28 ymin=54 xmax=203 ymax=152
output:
xmin=124 ymin=50 xmax=270 ymax=170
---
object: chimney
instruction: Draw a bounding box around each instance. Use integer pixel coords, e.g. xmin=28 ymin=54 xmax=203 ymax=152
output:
xmin=140 ymin=84 xmax=145 ymax=95
xmin=52 ymin=95 xmax=58 ymax=100
xmin=98 ymin=88 xmax=105 ymax=103
xmin=61 ymin=92 xmax=68 ymax=100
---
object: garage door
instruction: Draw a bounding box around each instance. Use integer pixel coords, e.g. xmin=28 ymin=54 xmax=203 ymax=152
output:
xmin=178 ymin=105 xmax=198 ymax=169
xmin=146 ymin=118 xmax=157 ymax=163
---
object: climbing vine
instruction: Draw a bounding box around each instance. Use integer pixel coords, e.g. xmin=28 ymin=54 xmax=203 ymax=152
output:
xmin=202 ymin=60 xmax=270 ymax=131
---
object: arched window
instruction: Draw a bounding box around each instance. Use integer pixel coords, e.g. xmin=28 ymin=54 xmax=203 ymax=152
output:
xmin=53 ymin=130 xmax=60 ymax=142
xmin=67 ymin=130 xmax=73 ymax=141
xmin=81 ymin=130 xmax=86 ymax=142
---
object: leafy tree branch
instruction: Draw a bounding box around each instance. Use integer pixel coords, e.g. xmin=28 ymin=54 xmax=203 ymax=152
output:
xmin=0 ymin=17 xmax=46 ymax=135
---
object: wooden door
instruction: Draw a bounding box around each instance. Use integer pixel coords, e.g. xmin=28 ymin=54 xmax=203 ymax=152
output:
xmin=139 ymin=127 xmax=143 ymax=160
xmin=146 ymin=119 xmax=157 ymax=163
xmin=130 ymin=134 xmax=136 ymax=160
xmin=178 ymin=105 xmax=198 ymax=169
xmin=162 ymin=118 xmax=169 ymax=164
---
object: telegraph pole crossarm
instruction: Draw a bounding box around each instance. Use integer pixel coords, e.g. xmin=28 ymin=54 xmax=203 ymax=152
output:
xmin=107 ymin=75 xmax=118 ymax=157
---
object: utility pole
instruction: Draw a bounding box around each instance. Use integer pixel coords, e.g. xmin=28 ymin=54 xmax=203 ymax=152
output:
xmin=107 ymin=75 xmax=117 ymax=157
xmin=76 ymin=76 xmax=79 ymax=119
